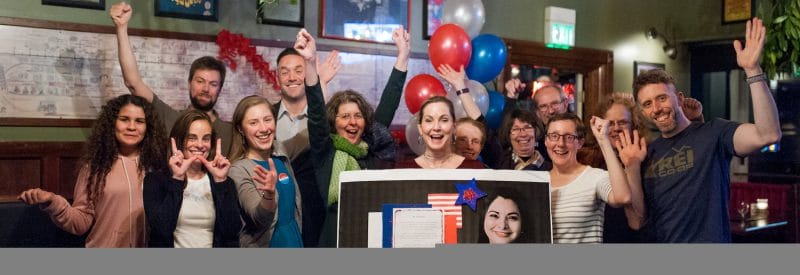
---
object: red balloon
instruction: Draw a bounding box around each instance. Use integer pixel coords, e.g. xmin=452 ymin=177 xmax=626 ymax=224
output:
xmin=429 ymin=24 xmax=472 ymax=73
xmin=405 ymin=74 xmax=446 ymax=114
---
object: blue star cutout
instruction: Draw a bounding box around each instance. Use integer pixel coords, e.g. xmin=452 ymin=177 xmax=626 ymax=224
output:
xmin=454 ymin=178 xmax=486 ymax=212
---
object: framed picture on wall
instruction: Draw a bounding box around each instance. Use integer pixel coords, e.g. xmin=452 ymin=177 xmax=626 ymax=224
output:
xmin=258 ymin=0 xmax=304 ymax=27
xmin=423 ymin=0 xmax=443 ymax=40
xmin=634 ymin=61 xmax=665 ymax=77
xmin=722 ymin=0 xmax=754 ymax=24
xmin=155 ymin=0 xmax=218 ymax=21
xmin=42 ymin=0 xmax=105 ymax=10
xmin=320 ymin=0 xmax=410 ymax=44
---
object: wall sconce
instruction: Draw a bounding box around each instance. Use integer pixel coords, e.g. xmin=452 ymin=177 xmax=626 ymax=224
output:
xmin=645 ymin=26 xmax=678 ymax=60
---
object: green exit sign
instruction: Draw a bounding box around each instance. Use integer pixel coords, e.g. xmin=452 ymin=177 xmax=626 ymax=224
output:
xmin=547 ymin=23 xmax=574 ymax=50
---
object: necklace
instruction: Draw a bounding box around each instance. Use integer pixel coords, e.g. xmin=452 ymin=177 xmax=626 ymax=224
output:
xmin=422 ymin=153 xmax=453 ymax=169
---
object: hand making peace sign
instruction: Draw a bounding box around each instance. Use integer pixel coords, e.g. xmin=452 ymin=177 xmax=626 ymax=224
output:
xmin=169 ymin=137 xmax=195 ymax=181
xmin=252 ymin=158 xmax=277 ymax=201
xmin=200 ymin=138 xmax=231 ymax=183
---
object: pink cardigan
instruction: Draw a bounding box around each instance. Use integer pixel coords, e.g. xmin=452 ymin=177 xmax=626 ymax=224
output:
xmin=43 ymin=156 xmax=147 ymax=247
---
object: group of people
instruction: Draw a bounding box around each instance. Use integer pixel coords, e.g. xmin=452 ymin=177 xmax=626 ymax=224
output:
xmin=16 ymin=1 xmax=781 ymax=246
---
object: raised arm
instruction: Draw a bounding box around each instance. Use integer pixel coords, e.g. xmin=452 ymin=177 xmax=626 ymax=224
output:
xmin=616 ymin=129 xmax=647 ymax=230
xmin=438 ymin=64 xmax=481 ymax=120
xmin=373 ymin=28 xmax=411 ymax=127
xmin=296 ymin=29 xmax=318 ymax=86
xmin=317 ymin=50 xmax=341 ymax=102
xmin=590 ymin=116 xmax=631 ymax=208
xmin=732 ymin=17 xmax=781 ymax=155
xmin=110 ymin=2 xmax=154 ymax=102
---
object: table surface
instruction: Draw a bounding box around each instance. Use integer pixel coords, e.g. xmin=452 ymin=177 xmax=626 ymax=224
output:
xmin=730 ymin=217 xmax=788 ymax=235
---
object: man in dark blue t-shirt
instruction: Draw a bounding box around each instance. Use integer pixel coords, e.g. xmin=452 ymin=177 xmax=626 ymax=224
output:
xmin=623 ymin=18 xmax=781 ymax=242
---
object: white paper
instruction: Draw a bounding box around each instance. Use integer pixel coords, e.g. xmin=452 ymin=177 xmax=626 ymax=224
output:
xmin=392 ymin=208 xmax=444 ymax=248
xmin=367 ymin=212 xmax=382 ymax=248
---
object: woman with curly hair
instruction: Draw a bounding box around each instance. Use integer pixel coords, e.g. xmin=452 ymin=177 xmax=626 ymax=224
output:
xmin=18 ymin=94 xmax=168 ymax=247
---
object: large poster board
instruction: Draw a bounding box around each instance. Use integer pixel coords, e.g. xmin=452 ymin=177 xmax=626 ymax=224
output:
xmin=338 ymin=169 xmax=552 ymax=247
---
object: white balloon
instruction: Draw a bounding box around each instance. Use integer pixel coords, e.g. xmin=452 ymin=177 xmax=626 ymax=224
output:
xmin=445 ymin=80 xmax=489 ymax=118
xmin=441 ymin=0 xmax=486 ymax=38
xmin=445 ymin=89 xmax=469 ymax=119
xmin=404 ymin=115 xmax=426 ymax=156
xmin=467 ymin=80 xmax=490 ymax=114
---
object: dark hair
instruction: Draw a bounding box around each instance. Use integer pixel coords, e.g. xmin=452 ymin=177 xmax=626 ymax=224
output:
xmin=417 ymin=96 xmax=455 ymax=124
xmin=326 ymin=90 xmax=374 ymax=136
xmin=632 ymin=69 xmax=675 ymax=102
xmin=85 ymin=95 xmax=167 ymax=204
xmin=477 ymin=187 xmax=531 ymax=243
xmin=189 ymin=56 xmax=227 ymax=90
xmin=277 ymin=47 xmax=302 ymax=65
xmin=170 ymin=110 xmax=217 ymax=162
xmin=229 ymin=95 xmax=275 ymax=161
xmin=498 ymin=109 xmax=540 ymax=147
xmin=455 ymin=117 xmax=487 ymax=147
xmin=546 ymin=112 xmax=586 ymax=139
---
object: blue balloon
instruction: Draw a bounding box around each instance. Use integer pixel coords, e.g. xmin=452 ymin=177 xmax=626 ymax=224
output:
xmin=466 ymin=34 xmax=507 ymax=83
xmin=485 ymin=90 xmax=506 ymax=130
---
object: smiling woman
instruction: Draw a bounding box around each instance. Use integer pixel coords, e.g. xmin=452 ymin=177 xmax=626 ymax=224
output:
xmin=478 ymin=188 xmax=531 ymax=244
xmin=17 ymin=95 xmax=168 ymax=247
xmin=143 ymin=109 xmax=241 ymax=248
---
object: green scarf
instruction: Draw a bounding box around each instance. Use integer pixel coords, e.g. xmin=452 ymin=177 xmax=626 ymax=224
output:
xmin=329 ymin=134 xmax=368 ymax=207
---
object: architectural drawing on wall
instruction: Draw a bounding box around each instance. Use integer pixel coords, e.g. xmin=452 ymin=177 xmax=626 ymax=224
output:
xmin=0 ymin=24 xmax=435 ymax=125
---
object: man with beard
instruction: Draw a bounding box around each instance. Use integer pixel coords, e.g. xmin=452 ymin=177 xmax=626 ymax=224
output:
xmin=110 ymin=2 xmax=233 ymax=156
xmin=626 ymin=18 xmax=781 ymax=243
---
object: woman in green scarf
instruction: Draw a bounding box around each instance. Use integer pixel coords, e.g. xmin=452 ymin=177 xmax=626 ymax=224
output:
xmin=295 ymin=28 xmax=410 ymax=247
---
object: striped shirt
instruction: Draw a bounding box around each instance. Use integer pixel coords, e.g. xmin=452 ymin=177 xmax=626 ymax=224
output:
xmin=551 ymin=166 xmax=612 ymax=243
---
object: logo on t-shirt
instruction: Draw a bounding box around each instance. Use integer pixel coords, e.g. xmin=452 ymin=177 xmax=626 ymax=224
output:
xmin=644 ymin=146 xmax=695 ymax=178
xmin=278 ymin=173 xmax=290 ymax=184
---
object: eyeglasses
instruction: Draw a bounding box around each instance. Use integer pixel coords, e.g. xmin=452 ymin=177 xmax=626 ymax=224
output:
xmin=608 ymin=119 xmax=631 ymax=128
xmin=545 ymin=133 xmax=580 ymax=142
xmin=336 ymin=113 xmax=364 ymax=121
xmin=536 ymin=99 xmax=564 ymax=111
xmin=510 ymin=125 xmax=534 ymax=135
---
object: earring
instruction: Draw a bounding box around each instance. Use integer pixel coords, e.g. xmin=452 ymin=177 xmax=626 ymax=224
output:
xmin=417 ymin=135 xmax=423 ymax=145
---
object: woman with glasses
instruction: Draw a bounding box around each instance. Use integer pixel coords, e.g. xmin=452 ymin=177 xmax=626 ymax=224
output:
xmin=545 ymin=113 xmax=634 ymax=243
xmin=296 ymin=28 xmax=410 ymax=247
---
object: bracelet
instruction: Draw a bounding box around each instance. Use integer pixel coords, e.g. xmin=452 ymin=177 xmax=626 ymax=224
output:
xmin=456 ymin=88 xmax=470 ymax=96
xmin=746 ymin=73 xmax=768 ymax=84
xmin=259 ymin=191 xmax=274 ymax=200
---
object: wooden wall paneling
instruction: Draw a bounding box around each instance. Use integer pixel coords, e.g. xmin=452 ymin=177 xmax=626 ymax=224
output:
xmin=502 ymin=38 xmax=614 ymax=123
xmin=0 ymin=142 xmax=84 ymax=202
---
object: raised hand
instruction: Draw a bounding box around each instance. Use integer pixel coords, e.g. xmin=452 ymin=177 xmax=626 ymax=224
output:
xmin=681 ymin=95 xmax=704 ymax=122
xmin=392 ymin=27 xmax=410 ymax=71
xmin=437 ymin=64 xmax=468 ymax=90
xmin=253 ymin=158 xmax=277 ymax=200
xmin=590 ymin=116 xmax=611 ymax=143
xmin=200 ymin=138 xmax=231 ymax=183
xmin=504 ymin=78 xmax=525 ymax=99
xmin=18 ymin=188 xmax=55 ymax=205
xmin=294 ymin=29 xmax=317 ymax=62
xmin=318 ymin=50 xmax=341 ymax=85
xmin=733 ymin=17 xmax=766 ymax=74
xmin=169 ymin=137 xmax=195 ymax=181
xmin=109 ymin=1 xmax=133 ymax=27
xmin=615 ymin=129 xmax=647 ymax=167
